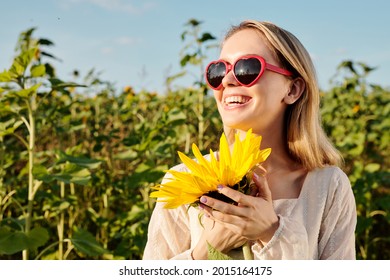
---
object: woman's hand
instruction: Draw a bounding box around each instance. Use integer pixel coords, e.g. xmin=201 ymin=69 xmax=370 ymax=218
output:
xmin=191 ymin=215 xmax=247 ymax=259
xmin=199 ymin=168 xmax=279 ymax=244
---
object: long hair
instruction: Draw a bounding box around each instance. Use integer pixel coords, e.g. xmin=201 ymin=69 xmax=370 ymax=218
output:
xmin=223 ymin=20 xmax=342 ymax=170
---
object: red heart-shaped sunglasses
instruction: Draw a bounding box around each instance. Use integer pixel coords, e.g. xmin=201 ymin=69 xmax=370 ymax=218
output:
xmin=205 ymin=55 xmax=293 ymax=90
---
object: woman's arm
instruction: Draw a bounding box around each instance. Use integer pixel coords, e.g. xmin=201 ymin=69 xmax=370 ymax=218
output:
xmin=318 ymin=169 xmax=357 ymax=259
xmin=143 ymin=164 xmax=193 ymax=260
xmin=143 ymin=201 xmax=193 ymax=260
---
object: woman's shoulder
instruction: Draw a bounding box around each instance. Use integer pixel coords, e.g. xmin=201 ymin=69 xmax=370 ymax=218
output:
xmin=169 ymin=162 xmax=189 ymax=172
xmin=306 ymin=165 xmax=352 ymax=197
xmin=309 ymin=166 xmax=350 ymax=184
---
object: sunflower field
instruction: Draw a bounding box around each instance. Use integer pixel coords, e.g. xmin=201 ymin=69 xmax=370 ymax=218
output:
xmin=0 ymin=20 xmax=389 ymax=260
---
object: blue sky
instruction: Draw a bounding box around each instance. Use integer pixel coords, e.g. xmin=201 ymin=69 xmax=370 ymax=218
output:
xmin=1 ymin=0 xmax=389 ymax=93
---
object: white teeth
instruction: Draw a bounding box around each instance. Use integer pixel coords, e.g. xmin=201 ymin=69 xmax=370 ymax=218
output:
xmin=224 ymin=96 xmax=250 ymax=105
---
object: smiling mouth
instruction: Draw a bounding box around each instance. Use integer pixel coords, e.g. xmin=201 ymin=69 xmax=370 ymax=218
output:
xmin=224 ymin=95 xmax=252 ymax=107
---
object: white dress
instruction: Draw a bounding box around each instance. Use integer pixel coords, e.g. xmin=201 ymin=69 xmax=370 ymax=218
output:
xmin=143 ymin=161 xmax=357 ymax=260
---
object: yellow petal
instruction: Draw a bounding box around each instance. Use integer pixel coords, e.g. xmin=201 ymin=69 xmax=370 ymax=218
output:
xmin=149 ymin=128 xmax=271 ymax=209
xmin=178 ymin=151 xmax=208 ymax=178
xmin=191 ymin=143 xmax=217 ymax=178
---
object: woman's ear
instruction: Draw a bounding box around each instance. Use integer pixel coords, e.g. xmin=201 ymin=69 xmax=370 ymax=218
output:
xmin=284 ymin=77 xmax=305 ymax=104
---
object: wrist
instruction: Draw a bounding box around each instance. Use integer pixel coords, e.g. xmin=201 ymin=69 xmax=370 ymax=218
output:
xmin=258 ymin=215 xmax=279 ymax=245
xmin=192 ymin=239 xmax=208 ymax=260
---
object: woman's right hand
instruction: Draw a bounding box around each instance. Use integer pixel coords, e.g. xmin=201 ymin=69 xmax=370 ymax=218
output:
xmin=191 ymin=212 xmax=247 ymax=259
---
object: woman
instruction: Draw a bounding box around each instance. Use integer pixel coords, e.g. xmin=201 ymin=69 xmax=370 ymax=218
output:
xmin=143 ymin=20 xmax=356 ymax=260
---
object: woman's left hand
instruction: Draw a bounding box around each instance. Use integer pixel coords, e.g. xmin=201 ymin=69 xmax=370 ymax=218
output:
xmin=199 ymin=169 xmax=279 ymax=243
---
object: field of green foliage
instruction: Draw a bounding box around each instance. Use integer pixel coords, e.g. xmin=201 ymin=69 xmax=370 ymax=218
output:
xmin=0 ymin=20 xmax=389 ymax=260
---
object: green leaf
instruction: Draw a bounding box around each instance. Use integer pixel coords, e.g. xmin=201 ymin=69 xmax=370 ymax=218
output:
xmin=114 ymin=148 xmax=138 ymax=160
xmin=128 ymin=163 xmax=166 ymax=186
xmin=364 ymin=163 xmax=381 ymax=173
xmin=180 ymin=54 xmax=193 ymax=67
xmin=9 ymin=59 xmax=25 ymax=78
xmin=0 ymin=102 xmax=25 ymax=114
xmin=38 ymin=38 xmax=54 ymax=46
xmin=40 ymin=51 xmax=60 ymax=61
xmin=34 ymin=163 xmax=92 ymax=185
xmin=53 ymin=171 xmax=90 ymax=185
xmin=13 ymin=120 xmax=24 ymax=130
xmin=12 ymin=83 xmax=42 ymax=98
xmin=0 ymin=227 xmax=28 ymax=255
xmin=0 ymin=70 xmax=12 ymax=82
xmin=186 ymin=18 xmax=202 ymax=27
xmin=32 ymin=165 xmax=51 ymax=182
xmin=63 ymin=165 xmax=90 ymax=177
xmin=49 ymin=78 xmax=86 ymax=89
xmin=207 ymin=242 xmax=232 ymax=260
xmin=166 ymin=108 xmax=186 ymax=125
xmin=57 ymin=151 xmax=102 ymax=169
xmin=30 ymin=64 xmax=46 ymax=77
xmin=198 ymin=32 xmax=216 ymax=43
xmin=0 ymin=227 xmax=49 ymax=255
xmin=66 ymin=175 xmax=90 ymax=185
xmin=165 ymin=70 xmax=186 ymax=84
xmin=70 ymin=228 xmax=109 ymax=257
xmin=0 ymin=118 xmax=23 ymax=137
xmin=26 ymin=227 xmax=50 ymax=251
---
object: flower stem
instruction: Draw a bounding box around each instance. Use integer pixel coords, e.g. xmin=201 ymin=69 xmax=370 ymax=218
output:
xmin=242 ymin=242 xmax=254 ymax=260
xmin=23 ymin=99 xmax=35 ymax=260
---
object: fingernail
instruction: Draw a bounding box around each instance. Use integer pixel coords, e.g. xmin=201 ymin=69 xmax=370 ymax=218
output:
xmin=199 ymin=204 xmax=204 ymax=209
xmin=217 ymin=184 xmax=223 ymax=191
xmin=253 ymin=173 xmax=260 ymax=180
xmin=200 ymin=196 xmax=207 ymax=203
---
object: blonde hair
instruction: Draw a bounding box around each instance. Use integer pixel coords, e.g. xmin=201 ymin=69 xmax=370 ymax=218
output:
xmin=223 ymin=20 xmax=342 ymax=170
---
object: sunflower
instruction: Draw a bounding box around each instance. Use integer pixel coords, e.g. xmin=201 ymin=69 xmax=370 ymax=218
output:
xmin=150 ymin=129 xmax=271 ymax=208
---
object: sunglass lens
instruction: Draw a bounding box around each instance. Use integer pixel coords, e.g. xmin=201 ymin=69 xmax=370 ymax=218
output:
xmin=234 ymin=58 xmax=262 ymax=85
xmin=207 ymin=62 xmax=226 ymax=88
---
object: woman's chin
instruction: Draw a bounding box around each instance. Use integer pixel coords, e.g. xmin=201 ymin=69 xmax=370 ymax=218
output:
xmin=221 ymin=118 xmax=254 ymax=131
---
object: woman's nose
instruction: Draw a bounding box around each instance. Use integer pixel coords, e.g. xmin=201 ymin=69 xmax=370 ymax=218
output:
xmin=221 ymin=68 xmax=239 ymax=88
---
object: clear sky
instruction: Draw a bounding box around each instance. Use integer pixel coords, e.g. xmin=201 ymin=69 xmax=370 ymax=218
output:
xmin=1 ymin=0 xmax=389 ymax=93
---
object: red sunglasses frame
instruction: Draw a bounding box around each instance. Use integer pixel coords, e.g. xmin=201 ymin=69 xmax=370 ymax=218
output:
xmin=205 ymin=55 xmax=293 ymax=90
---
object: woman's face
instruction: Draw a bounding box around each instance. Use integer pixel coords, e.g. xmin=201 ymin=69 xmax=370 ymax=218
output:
xmin=213 ymin=29 xmax=292 ymax=134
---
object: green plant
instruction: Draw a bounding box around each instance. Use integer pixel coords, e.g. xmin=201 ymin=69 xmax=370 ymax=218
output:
xmin=0 ymin=28 xmax=105 ymax=259
xmin=321 ymin=61 xmax=390 ymax=259
xmin=168 ymin=19 xmax=218 ymax=151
